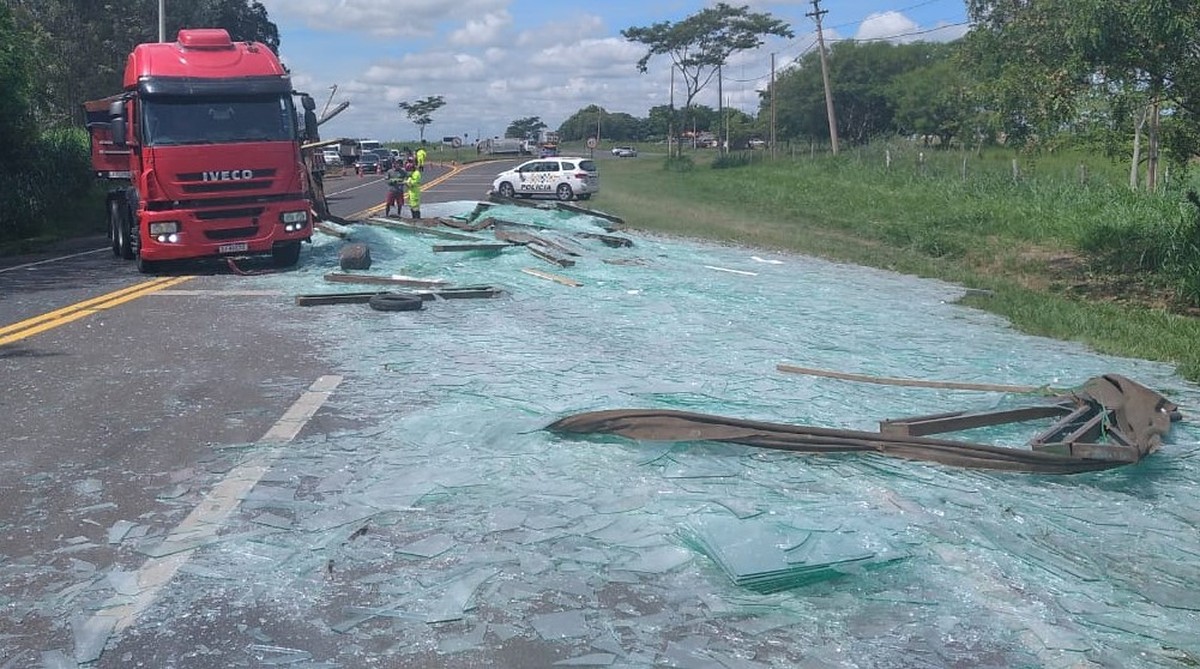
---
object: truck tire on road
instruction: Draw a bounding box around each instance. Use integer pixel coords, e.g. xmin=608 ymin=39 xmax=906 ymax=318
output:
xmin=110 ymin=198 xmax=134 ymax=260
xmin=273 ymin=241 xmax=303 ymax=268
xmin=368 ymin=293 xmax=423 ymax=312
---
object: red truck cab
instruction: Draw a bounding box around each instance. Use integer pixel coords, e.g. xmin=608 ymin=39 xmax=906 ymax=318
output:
xmin=85 ymin=29 xmax=313 ymax=272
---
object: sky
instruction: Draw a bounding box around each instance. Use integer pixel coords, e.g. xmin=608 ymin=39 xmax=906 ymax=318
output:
xmin=254 ymin=0 xmax=970 ymax=144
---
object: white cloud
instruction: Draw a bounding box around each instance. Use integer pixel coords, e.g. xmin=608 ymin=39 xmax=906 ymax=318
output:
xmin=449 ymin=10 xmax=513 ymax=47
xmin=262 ymin=0 xmax=508 ymax=39
xmin=855 ymin=11 xmax=919 ymax=42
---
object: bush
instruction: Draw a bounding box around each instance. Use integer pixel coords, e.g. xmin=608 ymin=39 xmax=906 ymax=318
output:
xmin=0 ymin=127 xmax=103 ymax=245
xmin=711 ymin=152 xmax=752 ymax=170
xmin=662 ymin=155 xmax=694 ymax=172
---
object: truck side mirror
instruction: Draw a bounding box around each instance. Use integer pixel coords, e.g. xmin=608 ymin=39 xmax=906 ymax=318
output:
xmin=109 ymin=100 xmax=127 ymax=147
xmin=111 ymin=118 xmax=127 ymax=148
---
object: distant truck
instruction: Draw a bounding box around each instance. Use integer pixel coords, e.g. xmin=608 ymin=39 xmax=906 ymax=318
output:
xmin=338 ymin=138 xmax=381 ymax=165
xmin=479 ymin=137 xmax=529 ymax=155
xmin=531 ymin=129 xmax=559 ymax=157
xmin=85 ymin=29 xmax=313 ymax=271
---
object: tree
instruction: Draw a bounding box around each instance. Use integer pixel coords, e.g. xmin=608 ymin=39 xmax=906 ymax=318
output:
xmin=5 ymin=0 xmax=280 ymax=127
xmin=182 ymin=0 xmax=280 ymax=54
xmin=398 ymin=95 xmax=446 ymax=144
xmin=505 ymin=116 xmax=546 ymax=139
xmin=623 ymin=2 xmax=792 ymax=155
xmin=0 ymin=4 xmax=36 ymax=157
xmin=962 ymin=0 xmax=1200 ymax=185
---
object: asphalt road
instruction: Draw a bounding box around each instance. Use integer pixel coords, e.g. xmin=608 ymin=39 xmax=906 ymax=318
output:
xmin=0 ymin=158 xmax=520 ymax=666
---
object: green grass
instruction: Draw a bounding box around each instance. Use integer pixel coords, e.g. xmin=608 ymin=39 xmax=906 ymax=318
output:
xmin=588 ymin=146 xmax=1200 ymax=382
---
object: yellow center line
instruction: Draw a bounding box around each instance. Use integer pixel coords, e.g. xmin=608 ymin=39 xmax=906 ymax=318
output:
xmin=0 ymin=275 xmax=194 ymax=346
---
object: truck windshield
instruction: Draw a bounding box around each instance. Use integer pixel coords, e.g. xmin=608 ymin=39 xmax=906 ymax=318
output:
xmin=141 ymin=95 xmax=296 ymax=146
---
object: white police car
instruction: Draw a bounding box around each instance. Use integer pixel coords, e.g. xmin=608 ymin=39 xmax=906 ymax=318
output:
xmin=492 ymin=157 xmax=599 ymax=201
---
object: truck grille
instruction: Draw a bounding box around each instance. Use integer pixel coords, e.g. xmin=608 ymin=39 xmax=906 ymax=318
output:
xmin=204 ymin=226 xmax=259 ymax=241
xmin=195 ymin=207 xmax=265 ymax=221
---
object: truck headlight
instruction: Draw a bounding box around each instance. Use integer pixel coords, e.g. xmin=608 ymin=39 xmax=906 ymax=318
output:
xmin=149 ymin=221 xmax=179 ymax=235
xmin=281 ymin=211 xmax=308 ymax=224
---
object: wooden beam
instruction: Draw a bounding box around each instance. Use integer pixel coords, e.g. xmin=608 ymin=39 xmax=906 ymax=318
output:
xmin=362 ymin=217 xmax=487 ymax=241
xmin=521 ymin=267 xmax=581 ymax=287
xmin=777 ymin=363 xmax=1054 ymax=394
xmin=493 ymin=228 xmax=536 ymax=245
xmin=528 ymin=243 xmax=575 ymax=267
xmin=528 ymin=233 xmax=584 ymax=257
xmin=432 ymin=242 xmax=512 ymax=252
xmin=554 ymin=202 xmax=626 ymax=227
xmin=575 ymin=231 xmax=633 ymax=248
xmin=881 ymin=405 xmax=1074 ymax=438
xmin=314 ymin=221 xmax=349 ymax=239
xmin=323 ymin=272 xmax=447 ymax=288
xmin=295 ymin=285 xmax=505 ymax=306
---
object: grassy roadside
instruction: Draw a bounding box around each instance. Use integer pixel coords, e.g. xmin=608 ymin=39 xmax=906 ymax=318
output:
xmin=586 ymin=148 xmax=1200 ymax=383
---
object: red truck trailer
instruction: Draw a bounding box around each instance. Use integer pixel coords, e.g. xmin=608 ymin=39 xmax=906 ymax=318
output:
xmin=84 ymin=29 xmax=314 ymax=272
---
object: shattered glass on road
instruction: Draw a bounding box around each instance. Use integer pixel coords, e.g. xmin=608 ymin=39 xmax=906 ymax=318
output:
xmin=28 ymin=201 xmax=1200 ymax=667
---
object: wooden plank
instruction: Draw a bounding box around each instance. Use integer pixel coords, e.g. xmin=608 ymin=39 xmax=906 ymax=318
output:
xmin=410 ymin=286 xmax=505 ymax=300
xmin=487 ymin=193 xmax=549 ymax=208
xmin=881 ymin=405 xmax=1074 ymax=438
xmin=438 ymin=216 xmax=495 ymax=232
xmin=493 ymin=228 xmax=536 ymax=245
xmin=314 ymin=221 xmax=350 ymax=238
xmin=575 ymin=231 xmax=633 ymax=248
xmin=528 ymin=243 xmax=575 ymax=268
xmin=1062 ymin=412 xmax=1107 ymax=445
xmin=362 ymin=217 xmax=487 ymax=241
xmin=521 ymin=267 xmax=581 ymax=287
xmin=1028 ymin=405 xmax=1095 ymax=446
xmin=296 ymin=292 xmax=380 ymax=306
xmin=432 ymin=242 xmax=512 ymax=252
xmin=323 ymin=272 xmax=448 ymax=288
xmin=777 ymin=363 xmax=1054 ymax=394
xmin=554 ymin=202 xmax=626 ymax=227
xmin=296 ymin=285 xmax=504 ymax=306
xmin=528 ymin=233 xmax=584 ymax=257
xmin=1033 ymin=442 xmax=1140 ymax=462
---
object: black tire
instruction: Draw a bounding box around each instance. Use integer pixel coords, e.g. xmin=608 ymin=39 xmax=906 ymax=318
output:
xmin=498 ymin=182 xmax=515 ymax=198
xmin=112 ymin=199 xmax=134 ymax=259
xmin=108 ymin=200 xmax=122 ymax=256
xmin=273 ymin=240 xmax=302 ymax=268
xmin=556 ymin=183 xmax=574 ymax=201
xmin=368 ymin=293 xmax=423 ymax=312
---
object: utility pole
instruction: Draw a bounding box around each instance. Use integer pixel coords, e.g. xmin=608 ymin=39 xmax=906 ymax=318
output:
xmin=718 ymin=65 xmax=724 ymax=154
xmin=159 ymin=0 xmax=166 ymax=42
xmin=770 ymin=53 xmax=777 ymax=159
xmin=669 ymin=65 xmax=676 ymax=158
xmin=808 ymin=0 xmax=840 ymax=155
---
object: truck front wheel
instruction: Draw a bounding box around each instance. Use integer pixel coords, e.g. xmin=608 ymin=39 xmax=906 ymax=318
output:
xmin=110 ymin=199 xmax=133 ymax=259
xmin=272 ymin=240 xmax=302 ymax=268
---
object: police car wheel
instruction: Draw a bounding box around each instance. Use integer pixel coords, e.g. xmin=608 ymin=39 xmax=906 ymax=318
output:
xmin=368 ymin=293 xmax=424 ymax=312
xmin=498 ymin=182 xmax=515 ymax=198
xmin=556 ymin=184 xmax=574 ymax=201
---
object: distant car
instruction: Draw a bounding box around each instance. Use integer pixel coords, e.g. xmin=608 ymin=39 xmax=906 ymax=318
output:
xmin=492 ymin=157 xmax=599 ymax=201
xmin=356 ymin=153 xmax=381 ymax=174
xmin=321 ymin=149 xmax=340 ymax=165
xmin=612 ymin=146 xmax=638 ymax=158
xmin=370 ymin=148 xmax=394 ymax=170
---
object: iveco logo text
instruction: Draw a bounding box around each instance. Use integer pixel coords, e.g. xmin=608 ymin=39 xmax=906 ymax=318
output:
xmin=202 ymin=169 xmax=254 ymax=181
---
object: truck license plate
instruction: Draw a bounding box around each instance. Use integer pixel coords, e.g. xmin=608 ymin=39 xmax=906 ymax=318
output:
xmin=218 ymin=242 xmax=249 ymax=254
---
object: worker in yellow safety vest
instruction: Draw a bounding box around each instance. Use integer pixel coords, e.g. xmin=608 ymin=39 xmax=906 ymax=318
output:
xmin=405 ymin=164 xmax=422 ymax=219
xmin=415 ymin=146 xmax=427 ymax=168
